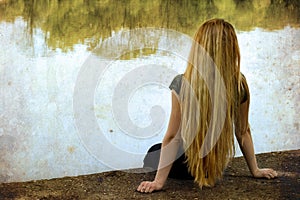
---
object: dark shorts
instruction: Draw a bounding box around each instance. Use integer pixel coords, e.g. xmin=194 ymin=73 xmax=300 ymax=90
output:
xmin=143 ymin=143 xmax=193 ymax=180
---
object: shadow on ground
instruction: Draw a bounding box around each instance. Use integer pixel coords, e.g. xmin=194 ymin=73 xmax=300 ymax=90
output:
xmin=0 ymin=150 xmax=299 ymax=200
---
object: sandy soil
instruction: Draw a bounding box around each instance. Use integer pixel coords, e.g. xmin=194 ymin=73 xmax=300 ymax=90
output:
xmin=0 ymin=149 xmax=299 ymax=200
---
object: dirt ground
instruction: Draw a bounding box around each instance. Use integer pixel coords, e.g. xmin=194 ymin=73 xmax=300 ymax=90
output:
xmin=0 ymin=149 xmax=299 ymax=200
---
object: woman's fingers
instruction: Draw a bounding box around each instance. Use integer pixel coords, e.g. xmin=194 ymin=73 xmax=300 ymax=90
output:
xmin=269 ymin=170 xmax=277 ymax=179
xmin=137 ymin=181 xmax=146 ymax=192
xmin=255 ymin=168 xmax=278 ymax=179
xmin=137 ymin=181 xmax=143 ymax=192
xmin=268 ymin=173 xmax=275 ymax=179
xmin=266 ymin=169 xmax=278 ymax=179
xmin=137 ymin=181 xmax=152 ymax=193
xmin=144 ymin=184 xmax=153 ymax=193
xmin=137 ymin=181 xmax=162 ymax=193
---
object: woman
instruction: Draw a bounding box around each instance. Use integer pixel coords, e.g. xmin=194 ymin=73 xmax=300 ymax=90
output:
xmin=137 ymin=19 xmax=277 ymax=193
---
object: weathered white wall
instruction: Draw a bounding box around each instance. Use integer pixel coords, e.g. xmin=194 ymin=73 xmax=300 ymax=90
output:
xmin=0 ymin=19 xmax=299 ymax=182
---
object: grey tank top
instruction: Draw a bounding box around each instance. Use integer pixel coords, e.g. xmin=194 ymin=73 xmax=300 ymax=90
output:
xmin=169 ymin=74 xmax=248 ymax=104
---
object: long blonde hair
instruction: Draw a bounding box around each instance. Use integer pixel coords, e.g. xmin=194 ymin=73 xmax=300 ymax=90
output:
xmin=180 ymin=19 xmax=242 ymax=188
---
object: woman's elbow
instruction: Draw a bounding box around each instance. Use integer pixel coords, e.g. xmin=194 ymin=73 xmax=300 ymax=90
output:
xmin=162 ymin=133 xmax=181 ymax=146
xmin=235 ymin=126 xmax=251 ymax=147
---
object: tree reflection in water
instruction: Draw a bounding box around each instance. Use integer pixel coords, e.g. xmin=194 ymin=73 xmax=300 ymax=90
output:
xmin=0 ymin=0 xmax=299 ymax=53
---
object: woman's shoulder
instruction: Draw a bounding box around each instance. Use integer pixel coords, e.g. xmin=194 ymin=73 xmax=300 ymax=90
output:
xmin=240 ymin=73 xmax=249 ymax=104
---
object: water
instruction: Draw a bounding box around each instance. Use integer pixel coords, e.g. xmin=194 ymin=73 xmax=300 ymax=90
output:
xmin=0 ymin=0 xmax=299 ymax=182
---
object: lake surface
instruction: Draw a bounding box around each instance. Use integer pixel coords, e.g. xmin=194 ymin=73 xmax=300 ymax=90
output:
xmin=0 ymin=0 xmax=299 ymax=182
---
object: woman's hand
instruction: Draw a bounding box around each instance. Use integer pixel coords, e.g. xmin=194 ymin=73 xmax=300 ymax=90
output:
xmin=252 ymin=168 xmax=278 ymax=179
xmin=137 ymin=180 xmax=163 ymax=193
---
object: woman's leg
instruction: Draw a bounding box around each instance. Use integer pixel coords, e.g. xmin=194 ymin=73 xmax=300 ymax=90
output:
xmin=143 ymin=143 xmax=193 ymax=180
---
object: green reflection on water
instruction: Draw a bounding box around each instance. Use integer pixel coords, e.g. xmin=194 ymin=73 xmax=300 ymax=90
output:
xmin=0 ymin=0 xmax=299 ymax=53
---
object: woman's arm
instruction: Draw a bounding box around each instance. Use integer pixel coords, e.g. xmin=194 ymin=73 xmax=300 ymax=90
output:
xmin=235 ymin=99 xmax=277 ymax=179
xmin=137 ymin=91 xmax=182 ymax=193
